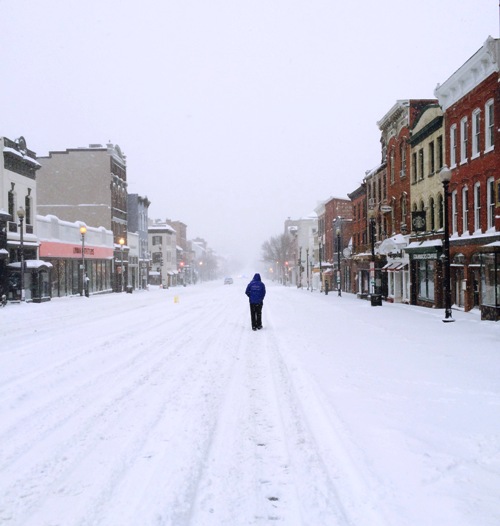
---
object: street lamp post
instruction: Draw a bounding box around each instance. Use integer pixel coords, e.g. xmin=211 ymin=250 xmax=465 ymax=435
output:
xmin=319 ymin=241 xmax=324 ymax=293
xmin=336 ymin=228 xmax=342 ymax=297
xmin=306 ymin=248 xmax=310 ymax=290
xmin=80 ymin=225 xmax=87 ymax=296
xmin=17 ymin=207 xmax=25 ymax=302
xmin=368 ymin=207 xmax=376 ymax=294
xmin=439 ymin=165 xmax=455 ymax=323
xmin=119 ymin=237 xmax=125 ymax=292
xmin=368 ymin=208 xmax=382 ymax=307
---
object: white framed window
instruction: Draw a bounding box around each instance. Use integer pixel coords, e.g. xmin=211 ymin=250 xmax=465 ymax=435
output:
xmin=487 ymin=176 xmax=495 ymax=229
xmin=472 ymin=109 xmax=481 ymax=158
xmin=485 ymin=99 xmax=494 ymax=151
xmin=460 ymin=117 xmax=468 ymax=163
xmin=400 ymin=142 xmax=406 ymax=178
xmin=474 ymin=182 xmax=481 ymax=232
xmin=451 ymin=190 xmax=458 ymax=234
xmin=462 ymin=186 xmax=469 ymax=233
xmin=450 ymin=124 xmax=457 ymax=167
xmin=390 ymin=151 xmax=395 ymax=184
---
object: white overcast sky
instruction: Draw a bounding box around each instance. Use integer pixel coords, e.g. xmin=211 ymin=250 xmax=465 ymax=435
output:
xmin=1 ymin=0 xmax=498 ymax=268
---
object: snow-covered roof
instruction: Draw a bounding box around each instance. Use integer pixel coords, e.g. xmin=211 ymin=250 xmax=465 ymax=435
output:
xmin=3 ymin=146 xmax=41 ymax=167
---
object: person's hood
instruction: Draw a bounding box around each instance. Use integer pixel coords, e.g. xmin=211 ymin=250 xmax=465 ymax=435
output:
xmin=253 ymin=273 xmax=261 ymax=281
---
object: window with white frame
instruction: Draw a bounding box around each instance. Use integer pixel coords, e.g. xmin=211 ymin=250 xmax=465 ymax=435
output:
xmin=485 ymin=99 xmax=494 ymax=151
xmin=462 ymin=186 xmax=469 ymax=233
xmin=472 ymin=109 xmax=481 ymax=157
xmin=460 ymin=117 xmax=468 ymax=163
xmin=400 ymin=142 xmax=406 ymax=178
xmin=451 ymin=190 xmax=458 ymax=234
xmin=487 ymin=176 xmax=495 ymax=229
xmin=474 ymin=182 xmax=481 ymax=231
xmin=390 ymin=151 xmax=395 ymax=184
xmin=450 ymin=124 xmax=457 ymax=166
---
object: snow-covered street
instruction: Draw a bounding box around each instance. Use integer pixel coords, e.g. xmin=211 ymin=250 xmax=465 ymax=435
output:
xmin=1 ymin=280 xmax=499 ymax=526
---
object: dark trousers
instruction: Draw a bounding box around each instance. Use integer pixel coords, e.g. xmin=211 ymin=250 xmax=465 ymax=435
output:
xmin=250 ymin=303 xmax=263 ymax=329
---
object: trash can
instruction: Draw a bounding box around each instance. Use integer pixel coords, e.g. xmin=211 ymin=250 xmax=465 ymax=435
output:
xmin=126 ymin=285 xmax=133 ymax=294
xmin=370 ymin=294 xmax=382 ymax=306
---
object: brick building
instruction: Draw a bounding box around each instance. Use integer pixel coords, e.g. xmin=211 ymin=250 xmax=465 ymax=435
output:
xmin=433 ymin=36 xmax=500 ymax=316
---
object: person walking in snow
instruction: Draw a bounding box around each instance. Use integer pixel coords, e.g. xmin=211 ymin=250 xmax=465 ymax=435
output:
xmin=245 ymin=273 xmax=266 ymax=331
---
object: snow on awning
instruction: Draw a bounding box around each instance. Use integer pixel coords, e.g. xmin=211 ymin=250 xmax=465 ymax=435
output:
xmin=405 ymin=239 xmax=442 ymax=253
xmin=8 ymin=260 xmax=53 ymax=270
xmin=480 ymin=241 xmax=500 ymax=252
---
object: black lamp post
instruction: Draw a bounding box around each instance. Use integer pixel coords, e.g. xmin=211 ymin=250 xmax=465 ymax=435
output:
xmin=439 ymin=165 xmax=455 ymax=322
xmin=80 ymin=225 xmax=87 ymax=296
xmin=17 ymin=207 xmax=25 ymax=301
xmin=306 ymin=248 xmax=309 ymax=290
xmin=119 ymin=237 xmax=125 ymax=292
xmin=319 ymin=241 xmax=323 ymax=293
xmin=336 ymin=228 xmax=341 ymax=296
xmin=368 ymin=208 xmax=382 ymax=307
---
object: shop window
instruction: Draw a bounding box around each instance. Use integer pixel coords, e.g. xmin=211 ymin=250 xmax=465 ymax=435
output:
xmin=418 ymin=260 xmax=435 ymax=301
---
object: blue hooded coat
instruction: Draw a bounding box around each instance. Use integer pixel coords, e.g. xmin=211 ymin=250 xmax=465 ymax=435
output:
xmin=245 ymin=273 xmax=266 ymax=304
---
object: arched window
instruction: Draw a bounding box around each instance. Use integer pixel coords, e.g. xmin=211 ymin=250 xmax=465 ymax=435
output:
xmin=429 ymin=197 xmax=435 ymax=231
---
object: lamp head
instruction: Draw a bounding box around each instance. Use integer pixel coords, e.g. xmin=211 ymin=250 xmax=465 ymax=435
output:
xmin=17 ymin=207 xmax=25 ymax=220
xmin=439 ymin=165 xmax=452 ymax=184
xmin=119 ymin=237 xmax=125 ymax=246
xmin=80 ymin=225 xmax=87 ymax=236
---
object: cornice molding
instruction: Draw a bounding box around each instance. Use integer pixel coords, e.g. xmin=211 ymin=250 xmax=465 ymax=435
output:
xmin=435 ymin=36 xmax=499 ymax=111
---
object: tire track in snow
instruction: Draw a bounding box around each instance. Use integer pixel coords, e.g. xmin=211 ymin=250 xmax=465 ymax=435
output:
xmin=260 ymin=303 xmax=389 ymax=526
xmin=188 ymin=318 xmax=306 ymax=525
xmin=0 ymin=291 xmax=239 ymax=525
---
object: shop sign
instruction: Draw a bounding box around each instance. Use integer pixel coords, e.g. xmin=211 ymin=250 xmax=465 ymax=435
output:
xmin=413 ymin=253 xmax=438 ymax=260
xmin=411 ymin=211 xmax=426 ymax=232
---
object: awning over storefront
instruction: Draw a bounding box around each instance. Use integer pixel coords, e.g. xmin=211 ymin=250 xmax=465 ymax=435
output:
xmin=382 ymin=262 xmax=408 ymax=271
xmin=405 ymin=239 xmax=442 ymax=254
xmin=480 ymin=241 xmax=500 ymax=252
xmin=8 ymin=260 xmax=53 ymax=270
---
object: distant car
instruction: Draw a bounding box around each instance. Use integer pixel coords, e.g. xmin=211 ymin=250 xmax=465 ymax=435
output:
xmin=224 ymin=277 xmax=233 ymax=285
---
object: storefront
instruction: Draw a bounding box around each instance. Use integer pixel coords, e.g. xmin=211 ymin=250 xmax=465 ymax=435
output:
xmin=479 ymin=241 xmax=500 ymax=321
xmin=7 ymin=260 xmax=52 ymax=302
xmin=37 ymin=215 xmax=114 ymax=297
xmin=405 ymin=239 xmax=443 ymax=309
xmin=379 ymin=235 xmax=410 ymax=304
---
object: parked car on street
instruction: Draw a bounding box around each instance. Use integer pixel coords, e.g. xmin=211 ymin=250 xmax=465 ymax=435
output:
xmin=224 ymin=277 xmax=233 ymax=285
